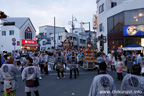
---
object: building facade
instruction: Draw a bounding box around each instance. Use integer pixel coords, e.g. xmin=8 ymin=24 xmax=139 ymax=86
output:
xmin=96 ymin=0 xmax=144 ymax=54
xmin=0 ymin=17 xmax=37 ymax=52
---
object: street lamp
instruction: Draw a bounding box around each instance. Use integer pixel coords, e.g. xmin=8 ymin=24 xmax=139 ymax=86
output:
xmin=80 ymin=22 xmax=91 ymax=44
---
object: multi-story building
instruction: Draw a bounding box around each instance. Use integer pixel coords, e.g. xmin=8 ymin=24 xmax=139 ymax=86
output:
xmin=96 ymin=0 xmax=144 ymax=54
xmin=0 ymin=17 xmax=37 ymax=52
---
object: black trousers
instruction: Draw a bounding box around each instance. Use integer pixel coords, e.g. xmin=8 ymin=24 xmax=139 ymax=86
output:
xmin=117 ymin=73 xmax=123 ymax=81
xmin=40 ymin=64 xmax=48 ymax=75
xmin=26 ymin=91 xmax=39 ymax=96
xmin=56 ymin=69 xmax=64 ymax=78
xmin=70 ymin=69 xmax=76 ymax=79
xmin=111 ymin=65 xmax=116 ymax=71
xmin=142 ymin=73 xmax=144 ymax=76
xmin=76 ymin=68 xmax=79 ymax=76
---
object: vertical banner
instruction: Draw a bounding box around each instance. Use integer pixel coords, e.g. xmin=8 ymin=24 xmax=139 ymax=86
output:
xmin=93 ymin=14 xmax=98 ymax=30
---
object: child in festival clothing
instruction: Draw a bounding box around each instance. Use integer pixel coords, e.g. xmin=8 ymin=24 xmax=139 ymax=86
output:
xmin=116 ymin=56 xmax=123 ymax=81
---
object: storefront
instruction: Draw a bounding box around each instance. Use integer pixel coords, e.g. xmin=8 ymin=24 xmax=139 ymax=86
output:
xmin=107 ymin=8 xmax=144 ymax=52
xmin=21 ymin=40 xmax=38 ymax=50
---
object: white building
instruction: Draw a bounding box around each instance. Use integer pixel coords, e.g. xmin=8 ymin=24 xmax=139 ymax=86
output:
xmin=70 ymin=28 xmax=87 ymax=49
xmin=39 ymin=25 xmax=66 ymax=37
xmin=0 ymin=17 xmax=37 ymax=52
xmin=96 ymin=0 xmax=144 ymax=54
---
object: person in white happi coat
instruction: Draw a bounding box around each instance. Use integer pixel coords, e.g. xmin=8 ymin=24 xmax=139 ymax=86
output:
xmin=20 ymin=54 xmax=27 ymax=72
xmin=88 ymin=62 xmax=117 ymax=96
xmin=39 ymin=52 xmax=48 ymax=75
xmin=14 ymin=50 xmax=21 ymax=66
xmin=68 ymin=52 xmax=77 ymax=79
xmin=32 ymin=53 xmax=42 ymax=80
xmin=63 ymin=52 xmax=67 ymax=70
xmin=121 ymin=64 xmax=144 ymax=96
xmin=1 ymin=56 xmax=20 ymax=96
xmin=22 ymin=57 xmax=40 ymax=96
xmin=54 ymin=52 xmax=65 ymax=79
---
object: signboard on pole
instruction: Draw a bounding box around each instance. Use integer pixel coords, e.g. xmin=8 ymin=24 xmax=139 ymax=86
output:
xmin=12 ymin=38 xmax=16 ymax=42
xmin=17 ymin=41 xmax=20 ymax=46
xmin=12 ymin=42 xmax=16 ymax=46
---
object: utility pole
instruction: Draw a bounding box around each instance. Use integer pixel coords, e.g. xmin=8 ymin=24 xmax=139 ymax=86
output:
xmin=89 ymin=22 xmax=91 ymax=43
xmin=54 ymin=17 xmax=56 ymax=49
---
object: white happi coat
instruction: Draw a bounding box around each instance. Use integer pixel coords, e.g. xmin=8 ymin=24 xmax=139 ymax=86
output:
xmin=88 ymin=74 xmax=117 ymax=96
xmin=22 ymin=66 xmax=40 ymax=92
xmin=32 ymin=56 xmax=39 ymax=66
xmin=1 ymin=64 xmax=20 ymax=91
xmin=121 ymin=74 xmax=144 ymax=96
xmin=68 ymin=56 xmax=77 ymax=70
xmin=20 ymin=57 xmax=27 ymax=68
xmin=14 ymin=53 xmax=20 ymax=61
xmin=39 ymin=55 xmax=47 ymax=65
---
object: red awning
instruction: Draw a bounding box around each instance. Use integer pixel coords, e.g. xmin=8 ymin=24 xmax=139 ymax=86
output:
xmin=23 ymin=44 xmax=39 ymax=47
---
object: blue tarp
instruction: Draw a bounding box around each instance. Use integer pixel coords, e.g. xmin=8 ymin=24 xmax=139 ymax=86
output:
xmin=123 ymin=44 xmax=143 ymax=50
xmin=124 ymin=44 xmax=142 ymax=47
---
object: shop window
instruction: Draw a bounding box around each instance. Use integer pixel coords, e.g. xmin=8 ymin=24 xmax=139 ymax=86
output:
xmin=113 ymin=12 xmax=124 ymax=33
xmin=2 ymin=31 xmax=6 ymax=36
xmin=9 ymin=30 xmax=14 ymax=35
xmin=125 ymin=9 xmax=144 ymax=25
xmin=108 ymin=17 xmax=114 ymax=33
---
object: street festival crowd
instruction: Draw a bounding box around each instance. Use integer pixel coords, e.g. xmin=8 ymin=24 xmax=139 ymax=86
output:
xmin=0 ymin=49 xmax=144 ymax=96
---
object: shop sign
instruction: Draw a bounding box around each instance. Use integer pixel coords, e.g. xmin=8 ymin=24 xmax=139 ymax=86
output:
xmin=123 ymin=25 xmax=144 ymax=36
xmin=22 ymin=40 xmax=36 ymax=44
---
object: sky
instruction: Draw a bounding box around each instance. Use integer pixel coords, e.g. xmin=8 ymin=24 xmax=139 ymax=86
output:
xmin=0 ymin=0 xmax=97 ymax=34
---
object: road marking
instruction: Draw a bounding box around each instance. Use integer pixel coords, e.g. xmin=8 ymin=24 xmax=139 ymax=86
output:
xmin=66 ymin=67 xmax=70 ymax=70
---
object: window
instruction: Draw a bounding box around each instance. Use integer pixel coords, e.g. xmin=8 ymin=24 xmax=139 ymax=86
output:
xmin=125 ymin=9 xmax=144 ymax=25
xmin=99 ymin=3 xmax=104 ymax=14
xmin=9 ymin=30 xmax=14 ymax=35
xmin=75 ymin=31 xmax=78 ymax=33
xmin=108 ymin=17 xmax=114 ymax=33
xmin=49 ymin=33 xmax=52 ymax=35
xmin=107 ymin=12 xmax=124 ymax=33
xmin=43 ymin=41 xmax=46 ymax=45
xmin=51 ymin=37 xmax=54 ymax=40
xmin=99 ymin=23 xmax=103 ymax=32
xmin=111 ymin=2 xmax=117 ymax=8
xmin=25 ymin=32 xmax=32 ymax=40
xmin=114 ymin=12 xmax=124 ymax=32
xmin=2 ymin=31 xmax=6 ymax=36
xmin=59 ymin=36 xmax=62 ymax=40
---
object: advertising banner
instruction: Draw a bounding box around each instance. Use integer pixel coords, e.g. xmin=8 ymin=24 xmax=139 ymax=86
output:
xmin=123 ymin=25 xmax=144 ymax=36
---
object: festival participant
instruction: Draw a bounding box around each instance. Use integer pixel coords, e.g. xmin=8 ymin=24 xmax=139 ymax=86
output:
xmin=54 ymin=52 xmax=65 ymax=79
xmin=126 ymin=52 xmax=134 ymax=73
xmin=88 ymin=62 xmax=116 ymax=96
xmin=22 ymin=57 xmax=40 ymax=96
xmin=39 ymin=52 xmax=47 ymax=74
xmin=32 ymin=53 xmax=42 ymax=80
xmin=121 ymin=65 xmax=144 ymax=96
xmin=97 ymin=53 xmax=104 ymax=74
xmin=137 ymin=53 xmax=144 ymax=76
xmin=44 ymin=51 xmax=49 ymax=75
xmin=14 ymin=50 xmax=21 ymax=66
xmin=63 ymin=51 xmax=67 ymax=71
xmin=116 ymin=56 xmax=123 ymax=81
xmin=68 ymin=52 xmax=77 ymax=79
xmin=111 ymin=53 xmax=116 ymax=72
xmin=1 ymin=56 xmax=20 ymax=96
xmin=20 ymin=54 xmax=27 ymax=72
xmin=75 ymin=53 xmax=79 ymax=76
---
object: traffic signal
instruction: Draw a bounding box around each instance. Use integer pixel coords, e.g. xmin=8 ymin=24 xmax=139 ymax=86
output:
xmin=0 ymin=11 xmax=7 ymax=19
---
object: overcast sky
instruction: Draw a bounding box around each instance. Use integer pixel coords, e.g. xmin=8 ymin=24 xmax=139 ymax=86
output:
xmin=0 ymin=0 xmax=97 ymax=34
